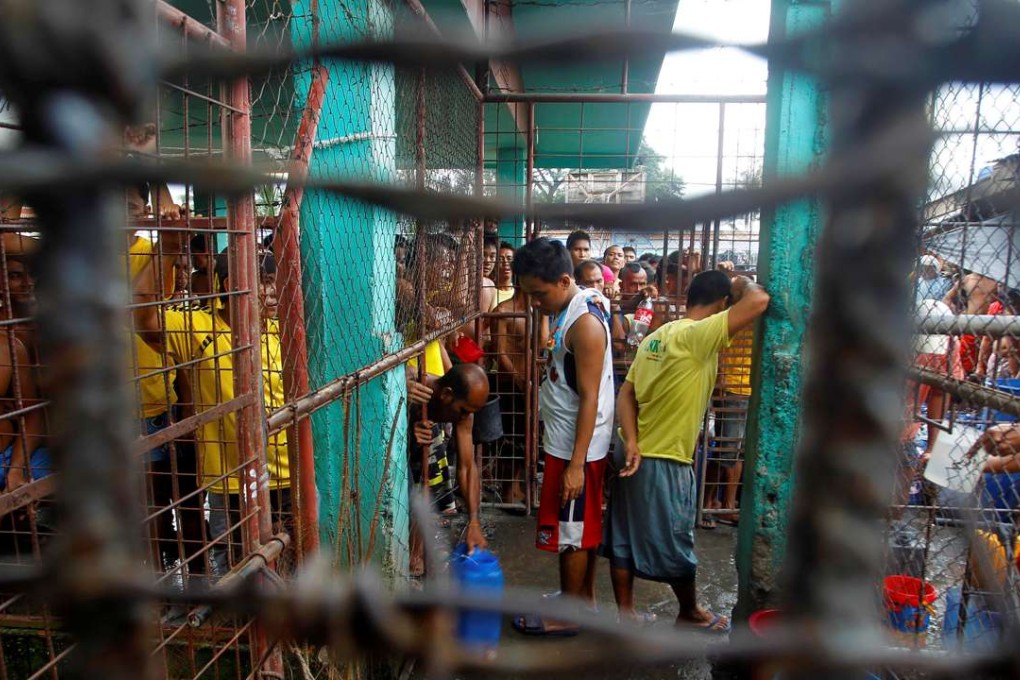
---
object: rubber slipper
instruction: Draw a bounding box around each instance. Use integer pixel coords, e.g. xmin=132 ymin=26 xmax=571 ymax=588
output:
xmin=716 ymin=515 xmax=740 ymax=527
xmin=512 ymin=614 xmax=580 ymax=637
xmin=699 ymin=517 xmax=717 ymax=530
xmin=680 ymin=612 xmax=731 ymax=635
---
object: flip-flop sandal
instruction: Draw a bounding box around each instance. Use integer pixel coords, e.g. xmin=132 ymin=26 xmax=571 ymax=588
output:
xmin=716 ymin=515 xmax=740 ymax=527
xmin=680 ymin=612 xmax=731 ymax=635
xmin=699 ymin=517 xmax=717 ymax=530
xmin=512 ymin=614 xmax=580 ymax=638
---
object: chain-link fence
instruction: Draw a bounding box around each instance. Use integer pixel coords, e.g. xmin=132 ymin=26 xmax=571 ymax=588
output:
xmin=886 ymin=76 xmax=1020 ymax=652
xmin=0 ymin=0 xmax=1018 ymax=678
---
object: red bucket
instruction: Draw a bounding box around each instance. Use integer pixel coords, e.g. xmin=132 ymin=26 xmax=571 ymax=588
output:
xmin=748 ymin=609 xmax=781 ymax=638
xmin=884 ymin=576 xmax=937 ymax=609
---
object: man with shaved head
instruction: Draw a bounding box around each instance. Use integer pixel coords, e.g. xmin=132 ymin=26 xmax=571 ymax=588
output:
xmin=407 ymin=362 xmax=491 ymax=553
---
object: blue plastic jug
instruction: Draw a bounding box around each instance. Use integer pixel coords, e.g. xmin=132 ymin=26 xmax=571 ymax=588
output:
xmin=450 ymin=544 xmax=504 ymax=651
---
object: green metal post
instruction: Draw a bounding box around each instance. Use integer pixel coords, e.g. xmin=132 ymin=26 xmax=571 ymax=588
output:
xmin=496 ymin=145 xmax=526 ymax=245
xmin=290 ymin=0 xmax=408 ymax=574
xmin=734 ymin=0 xmax=831 ymax=617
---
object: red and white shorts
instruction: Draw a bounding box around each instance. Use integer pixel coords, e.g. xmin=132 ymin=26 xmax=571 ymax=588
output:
xmin=536 ymin=454 xmax=607 ymax=553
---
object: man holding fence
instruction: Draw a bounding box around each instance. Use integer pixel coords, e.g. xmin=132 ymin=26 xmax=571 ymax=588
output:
xmin=602 ymin=270 xmax=769 ymax=631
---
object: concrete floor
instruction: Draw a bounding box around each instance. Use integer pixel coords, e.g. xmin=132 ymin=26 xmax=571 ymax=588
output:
xmin=439 ymin=511 xmax=740 ymax=679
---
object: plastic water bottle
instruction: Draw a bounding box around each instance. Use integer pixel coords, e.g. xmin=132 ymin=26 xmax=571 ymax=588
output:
xmin=627 ymin=298 xmax=655 ymax=347
xmin=450 ymin=544 xmax=504 ymax=654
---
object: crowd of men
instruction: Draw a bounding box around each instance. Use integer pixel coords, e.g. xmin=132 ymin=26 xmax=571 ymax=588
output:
xmin=0 ymin=124 xmax=293 ymax=603
xmin=397 ymin=223 xmax=770 ymax=633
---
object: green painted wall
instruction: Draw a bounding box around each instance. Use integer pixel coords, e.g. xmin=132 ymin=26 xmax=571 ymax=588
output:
xmin=496 ymin=145 xmax=526 ymax=245
xmin=734 ymin=0 xmax=830 ymax=616
xmin=290 ymin=1 xmax=409 ymax=574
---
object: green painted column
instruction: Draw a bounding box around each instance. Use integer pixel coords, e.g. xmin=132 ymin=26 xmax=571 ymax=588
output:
xmin=734 ymin=0 xmax=830 ymax=616
xmin=290 ymin=1 xmax=409 ymax=574
xmin=495 ymin=145 xmax=526 ymax=245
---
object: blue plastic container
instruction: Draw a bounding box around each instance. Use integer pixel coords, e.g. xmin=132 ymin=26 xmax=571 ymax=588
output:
xmin=450 ymin=544 xmax=504 ymax=651
xmin=942 ymin=586 xmax=1002 ymax=652
xmin=990 ymin=378 xmax=1020 ymax=423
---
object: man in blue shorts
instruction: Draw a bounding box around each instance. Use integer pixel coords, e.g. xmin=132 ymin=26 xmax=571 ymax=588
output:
xmin=602 ymin=270 xmax=769 ymax=630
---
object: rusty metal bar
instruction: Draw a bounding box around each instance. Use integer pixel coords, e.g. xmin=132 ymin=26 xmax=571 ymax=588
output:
xmin=525 ymin=101 xmax=539 ymax=510
xmin=400 ymin=0 xmax=485 ymax=103
xmin=264 ymin=317 xmax=480 ymax=434
xmin=710 ymin=102 xmax=725 ymax=268
xmin=131 ymin=394 xmax=256 ymax=456
xmin=274 ymin=65 xmax=329 ymax=560
xmin=486 ymin=93 xmax=768 ymax=104
xmin=778 ymin=0 xmax=933 ymax=672
xmin=908 ymin=365 xmax=1020 ymax=418
xmin=187 ymin=533 xmax=290 ymax=628
xmin=218 ymin=0 xmax=282 ymax=675
xmin=0 ymin=476 xmax=58 ymax=517
xmin=915 ymin=312 xmax=1020 ymax=337
xmin=26 ymin=47 xmax=151 ymax=680
xmin=156 ymin=0 xmax=232 ymax=50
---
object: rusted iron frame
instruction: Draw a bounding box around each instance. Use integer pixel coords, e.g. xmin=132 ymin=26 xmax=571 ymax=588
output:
xmin=156 ymin=0 xmax=232 ymax=50
xmin=916 ymin=313 xmax=1020 ymax=337
xmin=410 ymin=64 xmax=431 ymax=575
xmin=186 ymin=533 xmax=289 ymax=629
xmin=190 ymin=621 xmax=256 ymax=679
xmin=273 ymin=65 xmax=329 ymax=561
xmin=0 ymin=394 xmax=254 ymax=519
xmin=908 ymin=365 xmax=1020 ymax=418
xmin=620 ymin=0 xmax=631 ymax=94
xmin=486 ymin=93 xmax=768 ymax=104
xmin=779 ymin=1 xmax=933 ymax=671
xmin=400 ymin=0 xmax=485 ymax=103
xmin=524 ymin=101 xmax=538 ymax=511
xmin=710 ymin=101 xmax=726 ymax=268
xmin=0 ymin=476 xmax=58 ymax=517
xmin=26 ymin=88 xmax=150 ymax=680
xmin=218 ymin=1 xmax=282 ymax=676
xmin=161 ymin=80 xmax=247 ymax=115
xmin=264 ymin=317 xmax=481 ymax=434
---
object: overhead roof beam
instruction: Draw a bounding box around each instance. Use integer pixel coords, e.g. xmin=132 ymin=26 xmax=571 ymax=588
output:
xmin=464 ymin=0 xmax=530 ymax=134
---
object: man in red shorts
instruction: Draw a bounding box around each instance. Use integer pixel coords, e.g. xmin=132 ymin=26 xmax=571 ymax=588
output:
xmin=510 ymin=238 xmax=620 ymax=637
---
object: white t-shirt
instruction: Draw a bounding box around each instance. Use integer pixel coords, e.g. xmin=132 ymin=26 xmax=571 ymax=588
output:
xmin=540 ymin=288 xmax=615 ymax=462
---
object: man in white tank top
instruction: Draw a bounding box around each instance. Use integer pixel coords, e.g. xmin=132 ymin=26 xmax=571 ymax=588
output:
xmin=509 ymin=238 xmax=623 ymax=637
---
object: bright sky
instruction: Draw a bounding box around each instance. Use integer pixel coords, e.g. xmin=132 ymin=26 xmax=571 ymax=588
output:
xmin=643 ymin=0 xmax=770 ymax=200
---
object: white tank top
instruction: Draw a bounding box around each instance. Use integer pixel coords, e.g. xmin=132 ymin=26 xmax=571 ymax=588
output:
xmin=540 ymin=287 xmax=615 ymax=462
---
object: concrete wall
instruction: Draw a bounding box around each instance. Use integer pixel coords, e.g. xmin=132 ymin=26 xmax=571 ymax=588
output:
xmin=290 ymin=0 xmax=409 ymax=574
xmin=735 ymin=0 xmax=830 ymax=616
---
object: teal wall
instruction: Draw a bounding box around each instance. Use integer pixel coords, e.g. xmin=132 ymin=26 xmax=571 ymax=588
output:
xmin=290 ymin=0 xmax=409 ymax=574
xmin=735 ymin=0 xmax=830 ymax=616
xmin=496 ymin=145 xmax=526 ymax=245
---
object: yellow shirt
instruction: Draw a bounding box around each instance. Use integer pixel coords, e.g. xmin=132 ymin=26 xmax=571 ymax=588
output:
xmin=133 ymin=334 xmax=176 ymax=418
xmin=719 ymin=329 xmax=754 ymax=397
xmin=625 ymin=310 xmax=731 ymax=464
xmin=493 ymin=287 xmax=515 ymax=308
xmin=163 ymin=307 xmax=289 ymax=493
xmin=127 ymin=236 xmax=176 ymax=418
xmin=408 ymin=340 xmax=446 ymax=377
xmin=260 ymin=320 xmax=290 ymax=483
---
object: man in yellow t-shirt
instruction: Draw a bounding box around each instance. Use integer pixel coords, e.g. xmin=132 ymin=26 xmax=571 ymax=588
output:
xmin=601 ymin=271 xmax=769 ymax=631
xmin=712 ymin=329 xmax=754 ymax=525
xmin=151 ymin=252 xmax=289 ymax=577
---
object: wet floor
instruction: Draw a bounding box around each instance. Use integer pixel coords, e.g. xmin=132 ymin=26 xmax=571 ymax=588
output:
xmin=436 ymin=511 xmax=740 ymax=679
xmin=424 ymin=507 xmax=1000 ymax=679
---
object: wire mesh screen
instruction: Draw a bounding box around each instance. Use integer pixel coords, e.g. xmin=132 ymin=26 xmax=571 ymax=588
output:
xmin=493 ymin=99 xmax=766 ymax=516
xmin=888 ymin=76 xmax=1020 ymax=651
xmin=2 ymin=0 xmax=1020 ymax=678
